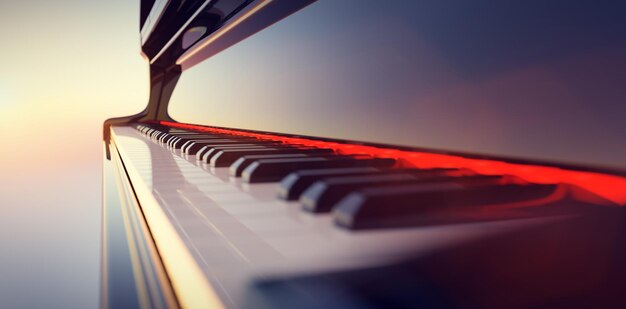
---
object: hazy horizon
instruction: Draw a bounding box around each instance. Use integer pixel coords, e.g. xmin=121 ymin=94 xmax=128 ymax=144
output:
xmin=0 ymin=1 xmax=147 ymax=307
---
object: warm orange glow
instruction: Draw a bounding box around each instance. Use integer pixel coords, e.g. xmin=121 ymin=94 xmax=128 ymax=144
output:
xmin=160 ymin=121 xmax=626 ymax=206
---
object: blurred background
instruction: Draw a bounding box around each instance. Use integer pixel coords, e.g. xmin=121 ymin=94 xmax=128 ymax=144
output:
xmin=0 ymin=0 xmax=147 ymax=307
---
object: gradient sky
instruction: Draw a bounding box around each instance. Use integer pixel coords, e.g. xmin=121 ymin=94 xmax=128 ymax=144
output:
xmin=0 ymin=1 xmax=147 ymax=307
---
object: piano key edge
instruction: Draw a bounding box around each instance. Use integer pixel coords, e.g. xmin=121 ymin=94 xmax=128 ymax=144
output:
xmin=107 ymin=128 xmax=225 ymax=309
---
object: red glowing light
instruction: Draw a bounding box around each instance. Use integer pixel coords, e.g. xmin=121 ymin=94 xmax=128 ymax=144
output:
xmin=160 ymin=121 xmax=626 ymax=206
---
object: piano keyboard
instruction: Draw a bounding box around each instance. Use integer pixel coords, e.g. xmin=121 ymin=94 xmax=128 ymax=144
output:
xmin=137 ymin=123 xmax=600 ymax=229
xmin=108 ymin=123 xmax=616 ymax=308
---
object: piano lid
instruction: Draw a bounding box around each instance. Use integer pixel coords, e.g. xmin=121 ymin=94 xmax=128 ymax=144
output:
xmin=138 ymin=0 xmax=314 ymax=68
xmin=165 ymin=0 xmax=626 ymax=170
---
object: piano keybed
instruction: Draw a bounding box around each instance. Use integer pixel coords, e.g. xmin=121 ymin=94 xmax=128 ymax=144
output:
xmin=135 ymin=122 xmax=606 ymax=230
xmin=110 ymin=123 xmax=625 ymax=308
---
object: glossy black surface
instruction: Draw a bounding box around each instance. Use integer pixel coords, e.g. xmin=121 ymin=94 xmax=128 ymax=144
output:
xmin=242 ymin=157 xmax=396 ymax=183
xmin=333 ymin=183 xmax=559 ymax=229
xmin=143 ymin=0 xmax=254 ymax=64
xmin=279 ymin=167 xmax=383 ymax=200
xmin=300 ymin=174 xmax=421 ymax=213
xmin=210 ymin=147 xmax=323 ymax=167
xmin=230 ymin=153 xmax=310 ymax=177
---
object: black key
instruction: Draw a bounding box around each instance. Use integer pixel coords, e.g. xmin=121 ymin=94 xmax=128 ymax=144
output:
xmin=193 ymin=139 xmax=285 ymax=154
xmin=157 ymin=128 xmax=190 ymax=134
xmin=200 ymin=145 xmax=279 ymax=163
xmin=166 ymin=132 xmax=210 ymax=136
xmin=165 ymin=131 xmax=218 ymax=136
xmin=333 ymin=183 xmax=559 ymax=230
xmin=140 ymin=126 xmax=155 ymax=133
xmin=279 ymin=168 xmax=460 ymax=201
xmin=152 ymin=131 xmax=168 ymax=140
xmin=166 ymin=136 xmax=186 ymax=147
xmin=180 ymin=138 xmax=238 ymax=152
xmin=174 ymin=135 xmax=246 ymax=148
xmin=201 ymin=145 xmax=292 ymax=163
xmin=166 ymin=133 xmax=222 ymax=142
xmin=210 ymin=148 xmax=297 ymax=167
xmin=187 ymin=141 xmax=260 ymax=156
xmin=242 ymin=157 xmax=396 ymax=183
xmin=196 ymin=145 xmax=215 ymax=160
xmin=204 ymin=142 xmax=301 ymax=156
xmin=300 ymin=173 xmax=425 ymax=213
xmin=300 ymin=172 xmax=493 ymax=213
xmin=167 ymin=134 xmax=229 ymax=147
xmin=278 ymin=167 xmax=383 ymax=200
xmin=181 ymin=139 xmax=230 ymax=152
xmin=230 ymin=151 xmax=339 ymax=177
xmin=196 ymin=144 xmax=234 ymax=159
xmin=161 ymin=134 xmax=177 ymax=144
xmin=210 ymin=147 xmax=332 ymax=167
xmin=162 ymin=132 xmax=205 ymax=143
xmin=156 ymin=132 xmax=171 ymax=142
xmin=146 ymin=126 xmax=166 ymax=134
xmin=230 ymin=154 xmax=311 ymax=177
xmin=159 ymin=128 xmax=190 ymax=134
xmin=172 ymin=136 xmax=241 ymax=149
xmin=182 ymin=139 xmax=250 ymax=154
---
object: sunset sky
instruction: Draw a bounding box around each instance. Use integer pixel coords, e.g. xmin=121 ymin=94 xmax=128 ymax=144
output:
xmin=0 ymin=0 xmax=147 ymax=307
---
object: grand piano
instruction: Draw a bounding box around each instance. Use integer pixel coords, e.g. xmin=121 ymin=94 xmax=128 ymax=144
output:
xmin=102 ymin=1 xmax=626 ymax=308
